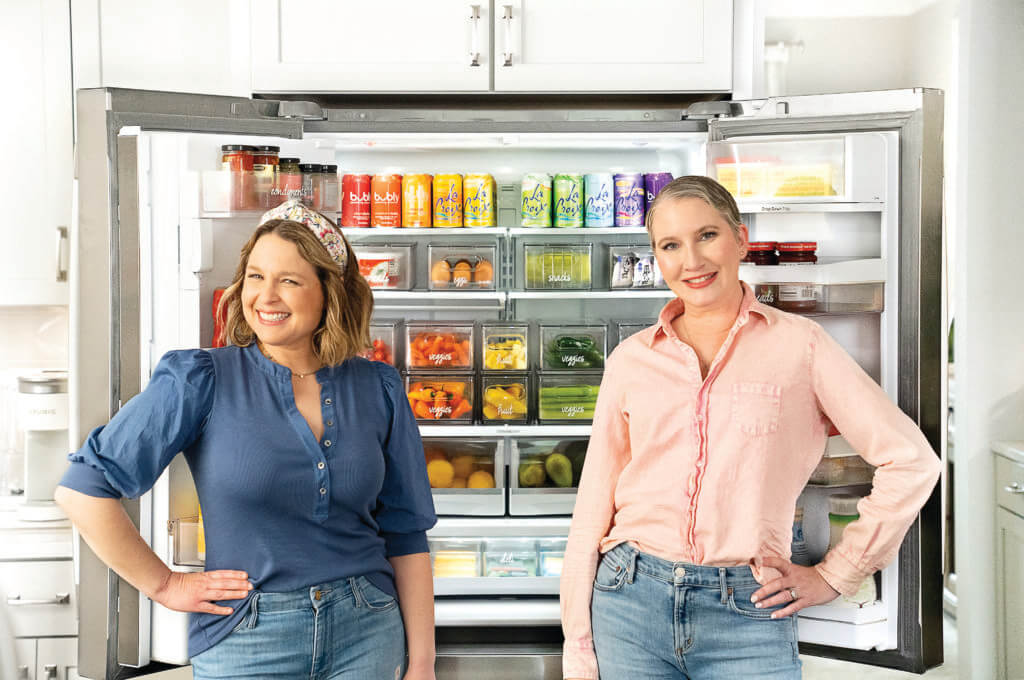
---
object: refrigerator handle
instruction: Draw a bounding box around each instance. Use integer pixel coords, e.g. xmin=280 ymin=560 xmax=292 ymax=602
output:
xmin=468 ymin=4 xmax=481 ymax=67
xmin=55 ymin=225 xmax=68 ymax=282
xmin=502 ymin=5 xmax=514 ymax=66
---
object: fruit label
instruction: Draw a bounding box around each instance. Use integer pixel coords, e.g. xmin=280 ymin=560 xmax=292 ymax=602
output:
xmin=429 ymin=352 xmax=453 ymax=365
xmin=497 ymin=405 xmax=515 ymax=416
xmin=548 ymin=273 xmax=571 ymax=283
xmin=562 ymin=354 xmax=585 ymax=367
xmin=561 ymin=405 xmax=585 ymax=417
xmin=429 ymin=405 xmax=453 ymax=416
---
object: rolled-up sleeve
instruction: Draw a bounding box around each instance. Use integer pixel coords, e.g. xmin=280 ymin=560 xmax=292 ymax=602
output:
xmin=373 ymin=363 xmax=437 ymax=557
xmin=809 ymin=323 xmax=941 ymax=596
xmin=560 ymin=349 xmax=631 ymax=680
xmin=58 ymin=350 xmax=215 ymax=500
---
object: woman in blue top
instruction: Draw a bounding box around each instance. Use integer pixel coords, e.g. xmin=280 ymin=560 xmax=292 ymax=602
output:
xmin=56 ymin=201 xmax=438 ymax=679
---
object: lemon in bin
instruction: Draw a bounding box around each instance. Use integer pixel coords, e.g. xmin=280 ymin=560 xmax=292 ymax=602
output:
xmin=467 ymin=470 xmax=496 ymax=489
xmin=451 ymin=454 xmax=476 ymax=479
xmin=427 ymin=459 xmax=455 ymax=488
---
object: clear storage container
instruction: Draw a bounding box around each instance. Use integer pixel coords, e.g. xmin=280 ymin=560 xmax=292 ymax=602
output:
xmin=616 ymin=321 xmax=650 ymax=346
xmin=808 ymin=455 xmax=875 ymax=486
xmin=608 ymin=245 xmax=665 ymax=289
xmin=423 ymin=439 xmax=501 ymax=491
xmin=170 ymin=516 xmax=205 ymax=567
xmin=483 ymin=538 xmax=539 ymax=577
xmin=430 ymin=539 xmax=483 ymax=578
xmin=540 ymin=325 xmax=607 ymax=370
xmin=481 ymin=374 xmax=530 ymax=424
xmin=358 ymin=321 xmax=400 ymax=369
xmin=405 ymin=375 xmax=475 ymax=423
xmin=538 ymin=538 xmax=568 ymax=577
xmin=524 ymin=244 xmax=592 ymax=290
xmin=481 ymin=322 xmax=530 ymax=372
xmin=354 ymin=244 xmax=414 ymax=290
xmin=537 ymin=373 xmax=602 ymax=422
xmin=405 ymin=322 xmax=475 ymax=370
xmin=428 ymin=245 xmax=497 ymax=291
xmin=753 ymin=282 xmax=884 ymax=314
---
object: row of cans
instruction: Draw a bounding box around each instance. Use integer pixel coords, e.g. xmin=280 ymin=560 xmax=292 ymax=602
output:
xmin=341 ymin=173 xmax=496 ymax=228
xmin=521 ymin=172 xmax=674 ymax=228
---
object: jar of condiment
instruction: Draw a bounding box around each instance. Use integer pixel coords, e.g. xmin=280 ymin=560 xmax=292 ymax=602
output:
xmin=221 ymin=145 xmax=256 ymax=172
xmin=299 ymin=163 xmax=323 ymax=208
xmin=222 ymin=145 xmax=257 ymax=210
xmin=828 ymin=494 xmax=878 ymax=608
xmin=277 ymin=157 xmax=302 ymax=201
xmin=745 ymin=241 xmax=778 ymax=265
xmin=320 ymin=164 xmax=340 ymax=212
xmin=252 ymin=146 xmax=280 ymax=209
xmin=777 ymin=242 xmax=818 ymax=265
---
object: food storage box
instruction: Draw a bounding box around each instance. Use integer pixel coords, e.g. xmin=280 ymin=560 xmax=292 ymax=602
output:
xmin=170 ymin=516 xmax=205 ymax=567
xmin=430 ymin=539 xmax=483 ymax=578
xmin=423 ymin=439 xmax=504 ymax=515
xmin=616 ymin=321 xmax=649 ymax=346
xmin=524 ymin=244 xmax=592 ymax=290
xmin=481 ymin=374 xmax=530 ymax=424
xmin=607 ymin=245 xmax=666 ymax=289
xmin=481 ymin=322 xmax=530 ymax=371
xmin=808 ymin=455 xmax=875 ymax=486
xmin=538 ymin=538 xmax=568 ymax=577
xmin=358 ymin=321 xmax=400 ymax=368
xmin=428 ymin=245 xmax=497 ymax=291
xmin=540 ymin=325 xmax=607 ymax=370
xmin=752 ymin=282 xmax=884 ymax=315
xmin=483 ymin=538 xmax=539 ymax=577
xmin=406 ymin=322 xmax=475 ymax=370
xmin=405 ymin=375 xmax=475 ymax=422
xmin=537 ymin=373 xmax=602 ymax=422
xmin=509 ymin=437 xmax=588 ymax=515
xmin=354 ymin=243 xmax=414 ymax=290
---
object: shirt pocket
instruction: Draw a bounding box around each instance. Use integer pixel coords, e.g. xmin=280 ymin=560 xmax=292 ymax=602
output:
xmin=731 ymin=382 xmax=782 ymax=436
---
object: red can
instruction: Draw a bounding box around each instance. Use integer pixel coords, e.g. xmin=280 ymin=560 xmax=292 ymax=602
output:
xmin=371 ymin=173 xmax=403 ymax=227
xmin=212 ymin=288 xmax=228 ymax=348
xmin=341 ymin=174 xmax=372 ymax=227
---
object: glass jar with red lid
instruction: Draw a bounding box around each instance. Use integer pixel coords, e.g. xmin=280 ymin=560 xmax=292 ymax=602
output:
xmin=745 ymin=241 xmax=778 ymax=266
xmin=777 ymin=242 xmax=818 ymax=265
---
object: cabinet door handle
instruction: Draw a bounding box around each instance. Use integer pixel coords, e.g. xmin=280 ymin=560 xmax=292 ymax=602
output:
xmin=55 ymin=225 xmax=68 ymax=282
xmin=468 ymin=4 xmax=481 ymax=66
xmin=502 ymin=5 xmax=514 ymax=66
xmin=44 ymin=664 xmax=58 ymax=679
xmin=17 ymin=666 xmax=29 ymax=680
xmin=7 ymin=592 xmax=71 ymax=606
xmin=1005 ymin=482 xmax=1024 ymax=494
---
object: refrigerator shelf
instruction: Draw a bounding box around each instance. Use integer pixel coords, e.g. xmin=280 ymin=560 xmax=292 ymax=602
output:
xmin=343 ymin=227 xmax=504 ymax=237
xmin=739 ymin=258 xmax=885 ymax=285
xmin=737 ymin=201 xmax=883 ymax=214
xmin=800 ymin=600 xmax=887 ymax=625
xmin=508 ymin=227 xmax=648 ymax=236
xmin=418 ymin=424 xmax=591 ymax=438
xmin=373 ymin=290 xmax=507 ymax=301
xmin=434 ymin=600 xmax=561 ymax=627
xmin=434 ymin=577 xmax=560 ymax=596
xmin=509 ymin=290 xmax=675 ymax=300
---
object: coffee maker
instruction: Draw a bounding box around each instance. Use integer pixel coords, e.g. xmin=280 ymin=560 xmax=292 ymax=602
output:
xmin=16 ymin=371 xmax=69 ymax=521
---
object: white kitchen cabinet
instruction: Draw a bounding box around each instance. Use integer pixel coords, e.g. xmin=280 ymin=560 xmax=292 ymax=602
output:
xmin=493 ymin=0 xmax=733 ymax=92
xmin=36 ymin=637 xmax=78 ymax=680
xmin=0 ymin=0 xmax=71 ymax=306
xmin=16 ymin=638 xmax=36 ymax=679
xmin=995 ymin=449 xmax=1024 ymax=680
xmin=251 ymin=0 xmax=491 ymax=93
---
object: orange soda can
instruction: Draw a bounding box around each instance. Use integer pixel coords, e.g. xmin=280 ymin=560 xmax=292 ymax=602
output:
xmin=433 ymin=174 xmax=463 ymax=227
xmin=463 ymin=173 xmax=496 ymax=227
xmin=402 ymin=174 xmax=433 ymax=227
xmin=371 ymin=173 xmax=402 ymax=227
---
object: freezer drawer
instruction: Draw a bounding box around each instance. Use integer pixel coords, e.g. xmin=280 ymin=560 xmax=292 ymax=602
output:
xmin=436 ymin=646 xmax=562 ymax=680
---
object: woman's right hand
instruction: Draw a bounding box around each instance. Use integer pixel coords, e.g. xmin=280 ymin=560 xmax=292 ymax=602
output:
xmin=152 ymin=570 xmax=252 ymax=615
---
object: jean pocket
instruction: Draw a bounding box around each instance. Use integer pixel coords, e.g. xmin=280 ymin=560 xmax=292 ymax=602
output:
xmin=354 ymin=576 xmax=398 ymax=612
xmin=726 ymin=585 xmax=787 ymax=620
xmin=592 ymin=554 xmax=629 ymax=592
xmin=731 ymin=382 xmax=782 ymax=436
xmin=230 ymin=594 xmax=259 ymax=633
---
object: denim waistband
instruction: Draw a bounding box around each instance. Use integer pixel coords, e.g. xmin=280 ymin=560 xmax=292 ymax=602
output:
xmin=250 ymin=576 xmax=358 ymax=614
xmin=603 ymin=542 xmax=760 ymax=589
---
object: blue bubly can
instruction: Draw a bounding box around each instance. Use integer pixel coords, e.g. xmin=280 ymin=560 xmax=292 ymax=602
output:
xmin=584 ymin=173 xmax=614 ymax=227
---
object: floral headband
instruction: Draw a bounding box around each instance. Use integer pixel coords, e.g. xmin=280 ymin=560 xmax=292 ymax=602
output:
xmin=259 ymin=200 xmax=349 ymax=273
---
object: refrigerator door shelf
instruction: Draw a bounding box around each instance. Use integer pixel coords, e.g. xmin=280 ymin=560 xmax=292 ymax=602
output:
xmin=434 ymin=599 xmax=560 ymax=627
xmin=799 ymin=617 xmax=891 ymax=651
xmin=737 ymin=201 xmax=883 ymax=214
xmin=739 ymin=258 xmax=885 ymax=285
xmin=801 ymin=600 xmax=888 ymax=625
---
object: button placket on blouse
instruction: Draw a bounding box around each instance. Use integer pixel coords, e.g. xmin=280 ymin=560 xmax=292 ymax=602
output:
xmin=313 ymin=381 xmax=335 ymax=516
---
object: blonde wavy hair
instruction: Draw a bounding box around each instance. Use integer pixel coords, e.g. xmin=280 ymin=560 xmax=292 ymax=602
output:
xmin=217 ymin=218 xmax=373 ymax=366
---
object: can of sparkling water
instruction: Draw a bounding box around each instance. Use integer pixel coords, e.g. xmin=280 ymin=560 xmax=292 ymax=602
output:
xmin=463 ymin=173 xmax=496 ymax=227
xmin=433 ymin=174 xmax=464 ymax=227
xmin=584 ymin=173 xmax=614 ymax=227
xmin=521 ymin=173 xmax=552 ymax=227
xmin=613 ymin=172 xmax=646 ymax=227
xmin=644 ymin=172 xmax=674 ymax=211
xmin=553 ymin=173 xmax=584 ymax=228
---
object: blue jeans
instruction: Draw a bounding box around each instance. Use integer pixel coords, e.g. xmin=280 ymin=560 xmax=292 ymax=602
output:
xmin=592 ymin=543 xmax=802 ymax=679
xmin=190 ymin=575 xmax=405 ymax=679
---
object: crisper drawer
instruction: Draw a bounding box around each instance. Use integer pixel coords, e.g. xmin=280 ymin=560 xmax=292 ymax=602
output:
xmin=996 ymin=454 xmax=1024 ymax=516
xmin=509 ymin=438 xmax=588 ymax=516
xmin=0 ymin=560 xmax=77 ymax=637
xmin=429 ymin=536 xmax=565 ymax=596
xmin=425 ymin=439 xmax=504 ymax=516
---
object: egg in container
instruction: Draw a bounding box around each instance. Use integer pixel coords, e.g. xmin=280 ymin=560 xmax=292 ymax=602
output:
xmin=428 ymin=244 xmax=497 ymax=290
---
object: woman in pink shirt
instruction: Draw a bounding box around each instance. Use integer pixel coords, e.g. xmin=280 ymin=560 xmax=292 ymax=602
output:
xmin=560 ymin=176 xmax=941 ymax=679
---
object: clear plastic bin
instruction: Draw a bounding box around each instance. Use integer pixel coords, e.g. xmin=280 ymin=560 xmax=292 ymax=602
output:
xmin=406 ymin=322 xmax=475 ymax=370
xmin=170 ymin=516 xmax=205 ymax=567
xmin=481 ymin=375 xmax=530 ymax=424
xmin=710 ymin=137 xmax=845 ymax=199
xmin=481 ymin=322 xmax=530 ymax=372
xmin=524 ymin=244 xmax=592 ymax=290
xmin=540 ymin=325 xmax=607 ymax=370
xmin=537 ymin=373 xmax=602 ymax=422
xmin=608 ymin=245 xmax=665 ymax=289
xmin=538 ymin=538 xmax=568 ymax=577
xmin=514 ymin=438 xmax=588 ymax=490
xmin=405 ymin=375 xmax=475 ymax=422
xmin=354 ymin=244 xmax=414 ymax=290
xmin=201 ymin=170 xmax=288 ymax=213
xmin=808 ymin=455 xmax=875 ymax=486
xmin=616 ymin=322 xmax=650 ymax=346
xmin=428 ymin=245 xmax=497 ymax=291
xmin=753 ymin=282 xmax=884 ymax=314
xmin=358 ymin=322 xmax=400 ymax=368
xmin=430 ymin=539 xmax=483 ymax=578
xmin=483 ymin=538 xmax=538 ymax=577
xmin=423 ymin=439 xmax=500 ymax=491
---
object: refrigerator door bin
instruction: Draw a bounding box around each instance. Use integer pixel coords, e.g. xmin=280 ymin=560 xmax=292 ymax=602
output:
xmin=428 ymin=245 xmax=498 ymax=291
xmin=424 ymin=438 xmax=504 ymax=516
xmin=200 ymin=169 xmax=289 ymax=215
xmin=509 ymin=437 xmax=588 ymax=515
xmin=169 ymin=517 xmax=204 ymax=568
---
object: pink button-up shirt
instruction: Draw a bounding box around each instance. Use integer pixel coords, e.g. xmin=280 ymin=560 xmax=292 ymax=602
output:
xmin=560 ymin=284 xmax=941 ymax=679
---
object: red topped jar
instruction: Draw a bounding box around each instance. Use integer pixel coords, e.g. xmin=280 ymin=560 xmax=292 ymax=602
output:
xmin=745 ymin=241 xmax=778 ymax=266
xmin=777 ymin=242 xmax=818 ymax=265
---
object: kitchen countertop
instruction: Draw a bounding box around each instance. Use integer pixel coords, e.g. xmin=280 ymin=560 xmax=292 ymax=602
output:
xmin=0 ymin=495 xmax=73 ymax=560
xmin=993 ymin=441 xmax=1024 ymax=465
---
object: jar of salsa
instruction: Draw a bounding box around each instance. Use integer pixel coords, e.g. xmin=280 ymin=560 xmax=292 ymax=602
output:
xmin=300 ymin=163 xmax=323 ymax=208
xmin=253 ymin=145 xmax=280 ymax=209
xmin=277 ymin=157 xmax=302 ymax=202
xmin=320 ymin=164 xmax=340 ymax=212
xmin=222 ymin=145 xmax=257 ymax=210
xmin=221 ymin=145 xmax=256 ymax=172
xmin=745 ymin=241 xmax=778 ymax=265
xmin=777 ymin=242 xmax=818 ymax=265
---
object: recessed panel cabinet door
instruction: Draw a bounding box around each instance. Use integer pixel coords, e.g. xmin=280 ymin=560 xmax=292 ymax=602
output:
xmin=996 ymin=507 xmax=1024 ymax=680
xmin=493 ymin=0 xmax=732 ymax=92
xmin=251 ymin=0 xmax=491 ymax=92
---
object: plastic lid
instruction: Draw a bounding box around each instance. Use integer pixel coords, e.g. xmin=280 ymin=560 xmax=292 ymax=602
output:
xmin=299 ymin=163 xmax=322 ymax=172
xmin=828 ymin=493 xmax=862 ymax=517
xmin=777 ymin=241 xmax=818 ymax=251
xmin=279 ymin=157 xmax=301 ymax=165
xmin=321 ymin=164 xmax=338 ymax=173
xmin=221 ymin=145 xmax=257 ymax=152
xmin=747 ymin=241 xmax=778 ymax=251
xmin=254 ymin=145 xmax=280 ymax=153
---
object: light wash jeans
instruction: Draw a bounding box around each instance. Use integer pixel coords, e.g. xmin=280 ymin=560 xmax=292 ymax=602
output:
xmin=592 ymin=542 xmax=802 ymax=679
xmin=190 ymin=575 xmax=405 ymax=680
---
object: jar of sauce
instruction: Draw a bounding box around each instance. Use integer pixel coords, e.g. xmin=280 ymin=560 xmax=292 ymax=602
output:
xmin=277 ymin=158 xmax=302 ymax=202
xmin=222 ymin=145 xmax=256 ymax=210
xmin=253 ymin=145 xmax=280 ymax=208
xmin=777 ymin=242 xmax=818 ymax=265
xmin=775 ymin=242 xmax=819 ymax=312
xmin=745 ymin=241 xmax=778 ymax=265
xmin=221 ymin=145 xmax=256 ymax=172
xmin=321 ymin=164 xmax=340 ymax=212
xmin=300 ymin=163 xmax=323 ymax=208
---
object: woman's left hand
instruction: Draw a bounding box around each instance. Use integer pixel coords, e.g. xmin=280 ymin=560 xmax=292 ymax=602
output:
xmin=750 ymin=556 xmax=840 ymax=619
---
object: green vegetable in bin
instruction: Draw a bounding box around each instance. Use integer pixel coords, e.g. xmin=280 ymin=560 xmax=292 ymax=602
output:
xmin=538 ymin=383 xmax=600 ymax=420
xmin=544 ymin=335 xmax=605 ymax=369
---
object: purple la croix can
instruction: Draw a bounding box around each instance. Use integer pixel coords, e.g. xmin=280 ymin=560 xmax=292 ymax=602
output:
xmin=644 ymin=172 xmax=674 ymax=211
xmin=613 ymin=172 xmax=645 ymax=227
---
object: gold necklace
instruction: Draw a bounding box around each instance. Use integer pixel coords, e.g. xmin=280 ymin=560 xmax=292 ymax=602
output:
xmin=259 ymin=343 xmax=322 ymax=379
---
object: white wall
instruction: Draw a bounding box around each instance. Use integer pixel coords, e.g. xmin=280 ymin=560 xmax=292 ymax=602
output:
xmin=952 ymin=0 xmax=1024 ymax=677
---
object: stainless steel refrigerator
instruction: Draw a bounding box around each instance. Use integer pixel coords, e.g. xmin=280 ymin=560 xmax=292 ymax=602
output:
xmin=70 ymin=87 xmax=943 ymax=679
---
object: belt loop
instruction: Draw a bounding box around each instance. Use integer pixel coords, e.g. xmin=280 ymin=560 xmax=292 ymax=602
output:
xmin=627 ymin=546 xmax=639 ymax=584
xmin=719 ymin=568 xmax=728 ymax=604
xmin=247 ymin=593 xmax=259 ymax=629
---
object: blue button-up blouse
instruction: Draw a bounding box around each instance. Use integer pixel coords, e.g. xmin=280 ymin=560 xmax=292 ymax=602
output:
xmin=59 ymin=343 xmax=437 ymax=656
